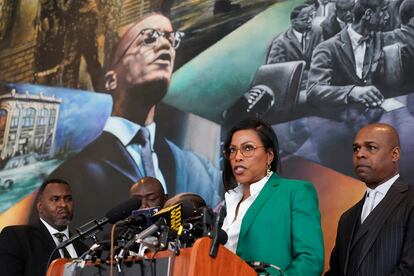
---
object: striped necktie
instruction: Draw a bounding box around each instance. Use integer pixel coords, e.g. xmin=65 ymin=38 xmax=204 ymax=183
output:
xmin=53 ymin=232 xmax=71 ymax=258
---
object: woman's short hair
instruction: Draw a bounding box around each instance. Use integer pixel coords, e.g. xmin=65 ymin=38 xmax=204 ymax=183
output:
xmin=222 ymin=118 xmax=280 ymax=191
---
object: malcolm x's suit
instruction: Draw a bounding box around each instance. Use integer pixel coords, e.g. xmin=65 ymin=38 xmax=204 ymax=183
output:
xmin=326 ymin=178 xmax=414 ymax=276
xmin=0 ymin=220 xmax=88 ymax=276
xmin=48 ymin=131 xmax=222 ymax=226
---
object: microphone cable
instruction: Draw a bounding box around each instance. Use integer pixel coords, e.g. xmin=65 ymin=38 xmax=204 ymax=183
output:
xmin=248 ymin=261 xmax=284 ymax=276
xmin=45 ymin=247 xmax=59 ymax=276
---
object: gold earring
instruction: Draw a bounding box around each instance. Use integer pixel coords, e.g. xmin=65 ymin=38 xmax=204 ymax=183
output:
xmin=266 ymin=164 xmax=271 ymax=177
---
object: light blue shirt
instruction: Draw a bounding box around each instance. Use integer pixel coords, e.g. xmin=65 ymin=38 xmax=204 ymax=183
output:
xmin=102 ymin=116 xmax=167 ymax=193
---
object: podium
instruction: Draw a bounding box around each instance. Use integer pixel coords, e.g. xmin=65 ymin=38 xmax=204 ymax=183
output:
xmin=47 ymin=237 xmax=256 ymax=275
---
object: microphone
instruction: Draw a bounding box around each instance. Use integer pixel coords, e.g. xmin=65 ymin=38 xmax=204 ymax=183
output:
xmin=209 ymin=206 xmax=227 ymax=258
xmin=117 ymin=202 xmax=192 ymax=258
xmin=152 ymin=202 xmax=187 ymax=231
xmin=56 ymin=197 xmax=141 ymax=249
xmin=117 ymin=218 xmax=167 ymax=259
xmin=116 ymin=206 xmax=158 ymax=227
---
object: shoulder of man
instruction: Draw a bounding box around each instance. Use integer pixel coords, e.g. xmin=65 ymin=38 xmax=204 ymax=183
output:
xmin=0 ymin=224 xmax=39 ymax=244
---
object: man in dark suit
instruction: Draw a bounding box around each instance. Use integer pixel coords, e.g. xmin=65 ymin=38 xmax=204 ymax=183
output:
xmin=321 ymin=0 xmax=355 ymax=40
xmin=266 ymin=4 xmax=323 ymax=89
xmin=326 ymin=123 xmax=414 ymax=275
xmin=0 ymin=179 xmax=88 ymax=276
xmin=48 ymin=13 xmax=221 ymax=226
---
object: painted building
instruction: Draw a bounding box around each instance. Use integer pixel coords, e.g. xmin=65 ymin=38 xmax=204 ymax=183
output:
xmin=0 ymin=88 xmax=61 ymax=160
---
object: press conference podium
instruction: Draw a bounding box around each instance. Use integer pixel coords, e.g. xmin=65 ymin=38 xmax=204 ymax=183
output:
xmin=47 ymin=237 xmax=256 ymax=276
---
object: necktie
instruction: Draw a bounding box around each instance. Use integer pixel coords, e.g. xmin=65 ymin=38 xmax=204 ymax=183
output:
xmin=301 ymin=33 xmax=307 ymax=52
xmin=132 ymin=127 xmax=156 ymax=177
xmin=53 ymin=232 xmax=71 ymax=258
xmin=360 ymin=190 xmax=378 ymax=223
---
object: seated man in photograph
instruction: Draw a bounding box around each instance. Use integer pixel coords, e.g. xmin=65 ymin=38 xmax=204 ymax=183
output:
xmin=266 ymin=4 xmax=323 ymax=89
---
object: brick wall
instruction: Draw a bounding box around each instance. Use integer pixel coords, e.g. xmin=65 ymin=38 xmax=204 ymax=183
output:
xmin=0 ymin=41 xmax=36 ymax=83
xmin=120 ymin=0 xmax=151 ymax=27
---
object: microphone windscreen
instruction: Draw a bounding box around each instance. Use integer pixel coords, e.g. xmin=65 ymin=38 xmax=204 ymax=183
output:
xmin=181 ymin=199 xmax=197 ymax=219
xmin=106 ymin=197 xmax=141 ymax=224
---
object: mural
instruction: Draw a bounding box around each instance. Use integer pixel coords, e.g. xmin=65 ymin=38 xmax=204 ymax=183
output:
xmin=1 ymin=0 xmax=414 ymax=270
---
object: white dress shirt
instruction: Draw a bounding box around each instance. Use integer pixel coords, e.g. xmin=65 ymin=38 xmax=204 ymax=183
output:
xmin=40 ymin=218 xmax=78 ymax=258
xmin=292 ymin=29 xmax=305 ymax=50
xmin=361 ymin=173 xmax=400 ymax=222
xmin=318 ymin=1 xmax=332 ymax=17
xmin=222 ymin=173 xmax=272 ymax=253
xmin=347 ymin=25 xmax=366 ymax=79
xmin=103 ymin=116 xmax=167 ymax=193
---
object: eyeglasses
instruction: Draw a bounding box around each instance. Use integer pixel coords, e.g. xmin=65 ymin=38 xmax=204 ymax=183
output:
xmin=223 ymin=144 xmax=266 ymax=159
xmin=139 ymin=28 xmax=185 ymax=49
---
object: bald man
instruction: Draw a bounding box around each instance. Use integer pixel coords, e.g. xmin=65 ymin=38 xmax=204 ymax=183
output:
xmin=48 ymin=13 xmax=221 ymax=225
xmin=326 ymin=123 xmax=414 ymax=275
xmin=130 ymin=177 xmax=167 ymax=209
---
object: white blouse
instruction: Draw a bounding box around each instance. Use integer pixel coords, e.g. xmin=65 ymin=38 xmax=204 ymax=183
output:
xmin=221 ymin=173 xmax=272 ymax=253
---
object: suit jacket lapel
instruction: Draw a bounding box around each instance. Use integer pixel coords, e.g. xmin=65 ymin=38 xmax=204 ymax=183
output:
xmin=36 ymin=220 xmax=61 ymax=260
xmin=344 ymin=198 xmax=364 ymax=276
xmin=287 ymin=28 xmax=304 ymax=57
xmin=238 ymin=174 xmax=280 ymax=243
xmin=354 ymin=179 xmax=408 ymax=272
xmin=154 ymin=134 xmax=177 ymax=196
xmin=362 ymin=33 xmax=382 ymax=81
xmin=97 ymin=132 xmax=143 ymax=182
xmin=361 ymin=39 xmax=373 ymax=79
xmin=338 ymin=29 xmax=358 ymax=80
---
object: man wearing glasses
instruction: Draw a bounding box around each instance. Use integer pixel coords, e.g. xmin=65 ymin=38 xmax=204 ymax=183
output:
xmin=48 ymin=14 xmax=222 ymax=225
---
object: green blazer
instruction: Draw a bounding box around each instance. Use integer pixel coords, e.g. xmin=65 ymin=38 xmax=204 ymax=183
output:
xmin=236 ymin=173 xmax=324 ymax=275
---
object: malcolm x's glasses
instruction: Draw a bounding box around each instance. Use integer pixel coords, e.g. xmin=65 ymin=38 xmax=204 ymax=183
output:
xmin=223 ymin=144 xmax=266 ymax=159
xmin=139 ymin=28 xmax=185 ymax=49
xmin=111 ymin=28 xmax=185 ymax=68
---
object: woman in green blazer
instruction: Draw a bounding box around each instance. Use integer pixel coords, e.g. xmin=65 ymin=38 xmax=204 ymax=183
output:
xmin=221 ymin=119 xmax=324 ymax=275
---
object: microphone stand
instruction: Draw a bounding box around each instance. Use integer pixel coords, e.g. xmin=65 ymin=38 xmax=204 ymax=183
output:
xmin=209 ymin=207 xmax=226 ymax=258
